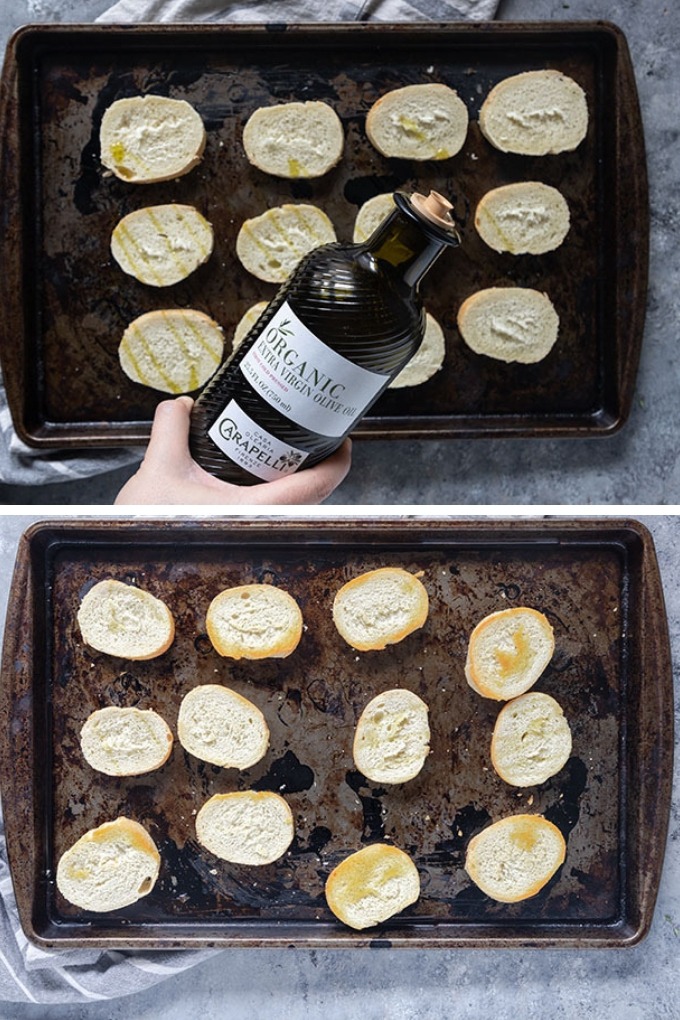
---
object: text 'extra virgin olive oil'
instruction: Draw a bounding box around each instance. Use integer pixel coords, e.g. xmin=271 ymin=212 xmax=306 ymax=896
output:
xmin=189 ymin=190 xmax=460 ymax=484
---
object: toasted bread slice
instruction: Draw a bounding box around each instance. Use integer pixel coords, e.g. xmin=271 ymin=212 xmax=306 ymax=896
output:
xmin=100 ymin=95 xmax=206 ymax=183
xmin=366 ymin=83 xmax=468 ymax=160
xmin=332 ymin=567 xmax=429 ymax=651
xmin=77 ymin=579 xmax=175 ymax=660
xmin=465 ymin=606 xmax=554 ymax=701
xmin=196 ymin=791 xmax=294 ymax=865
xmin=206 ymin=584 xmax=303 ymax=660
xmin=235 ymin=203 xmax=337 ymax=283
xmin=177 ymin=684 xmax=269 ymax=769
xmin=479 ymin=70 xmax=588 ymax=155
xmin=80 ymin=706 xmax=173 ymax=776
xmin=354 ymin=688 xmax=430 ymax=784
xmin=457 ymin=287 xmax=559 ymax=364
xmin=325 ymin=843 xmax=420 ymax=930
xmin=389 ymin=312 xmax=446 ymax=388
xmin=243 ymin=100 xmax=344 ymax=179
xmin=232 ymin=301 xmax=269 ymax=353
xmin=490 ymin=691 xmax=572 ymax=787
xmin=474 ymin=182 xmax=570 ymax=255
xmin=352 ymin=193 xmax=397 ymax=243
xmin=56 ymin=817 xmax=161 ymax=912
xmin=464 ymin=814 xmax=566 ymax=902
xmin=111 ymin=204 xmax=213 ymax=286
xmin=119 ymin=308 xmax=224 ymax=394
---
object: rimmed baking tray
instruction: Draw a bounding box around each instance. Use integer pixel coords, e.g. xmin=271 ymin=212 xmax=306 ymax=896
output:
xmin=0 ymin=21 xmax=647 ymax=448
xmin=0 ymin=518 xmax=672 ymax=949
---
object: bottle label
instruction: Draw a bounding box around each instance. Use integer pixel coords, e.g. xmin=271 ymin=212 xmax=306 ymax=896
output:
xmin=238 ymin=301 xmax=389 ymax=438
xmin=208 ymin=399 xmax=310 ymax=481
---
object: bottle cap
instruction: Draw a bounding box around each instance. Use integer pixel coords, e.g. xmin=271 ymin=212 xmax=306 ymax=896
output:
xmin=410 ymin=190 xmax=456 ymax=230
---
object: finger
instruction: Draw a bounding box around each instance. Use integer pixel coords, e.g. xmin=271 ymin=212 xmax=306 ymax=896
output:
xmin=247 ymin=440 xmax=352 ymax=505
xmin=141 ymin=396 xmax=195 ymax=474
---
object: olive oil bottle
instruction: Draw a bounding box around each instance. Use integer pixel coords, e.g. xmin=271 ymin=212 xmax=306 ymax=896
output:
xmin=189 ymin=190 xmax=460 ymax=484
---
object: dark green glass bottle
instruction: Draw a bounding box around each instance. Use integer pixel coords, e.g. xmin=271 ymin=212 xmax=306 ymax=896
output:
xmin=189 ymin=190 xmax=460 ymax=484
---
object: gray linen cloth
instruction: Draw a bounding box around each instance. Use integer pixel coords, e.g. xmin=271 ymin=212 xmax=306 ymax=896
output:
xmin=0 ymin=0 xmax=499 ymax=1003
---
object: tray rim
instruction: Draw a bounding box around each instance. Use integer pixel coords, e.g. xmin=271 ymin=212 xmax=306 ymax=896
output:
xmin=0 ymin=19 xmax=649 ymax=448
xmin=0 ymin=516 xmax=672 ymax=950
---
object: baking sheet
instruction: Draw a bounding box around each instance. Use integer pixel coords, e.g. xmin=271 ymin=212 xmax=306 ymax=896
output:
xmin=0 ymin=519 xmax=672 ymax=948
xmin=0 ymin=22 xmax=648 ymax=447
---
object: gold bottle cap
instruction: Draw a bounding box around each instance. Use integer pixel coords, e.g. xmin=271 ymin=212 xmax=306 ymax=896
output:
xmin=411 ymin=190 xmax=455 ymax=230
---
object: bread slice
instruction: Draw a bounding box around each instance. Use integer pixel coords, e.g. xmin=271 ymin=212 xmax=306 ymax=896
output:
xmin=465 ymin=607 xmax=555 ymax=701
xmin=80 ymin=706 xmax=173 ymax=776
xmin=56 ymin=817 xmax=161 ymax=912
xmin=464 ymin=814 xmax=566 ymax=902
xmin=77 ymin=579 xmax=175 ymax=660
xmin=235 ymin=203 xmax=337 ymax=283
xmin=352 ymin=193 xmax=396 ymax=243
xmin=206 ymin=584 xmax=303 ymax=660
xmin=353 ymin=688 xmax=430 ymax=784
xmin=325 ymin=843 xmax=420 ymax=930
xmin=111 ymin=204 xmax=214 ymax=286
xmin=491 ymin=692 xmax=572 ymax=787
xmin=332 ymin=567 xmax=429 ymax=651
xmin=475 ymin=182 xmax=570 ymax=255
xmin=366 ymin=83 xmax=468 ymax=160
xmin=232 ymin=301 xmax=269 ymax=353
xmin=243 ymin=100 xmax=344 ymax=179
xmin=479 ymin=70 xmax=588 ymax=155
xmin=177 ymin=684 xmax=269 ymax=768
xmin=195 ymin=791 xmax=294 ymax=865
xmin=388 ymin=311 xmax=445 ymax=388
xmin=119 ymin=308 xmax=224 ymax=394
xmin=100 ymin=95 xmax=206 ymax=183
xmin=457 ymin=287 xmax=559 ymax=364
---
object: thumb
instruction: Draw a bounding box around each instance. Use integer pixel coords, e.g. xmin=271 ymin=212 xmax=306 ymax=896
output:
xmin=142 ymin=396 xmax=195 ymax=472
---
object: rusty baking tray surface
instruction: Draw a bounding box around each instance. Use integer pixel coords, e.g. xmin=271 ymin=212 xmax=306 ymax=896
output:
xmin=0 ymin=518 xmax=672 ymax=949
xmin=0 ymin=22 xmax=647 ymax=449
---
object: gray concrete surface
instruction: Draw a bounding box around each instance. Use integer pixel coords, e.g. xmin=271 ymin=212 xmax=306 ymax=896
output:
xmin=0 ymin=0 xmax=678 ymax=505
xmin=0 ymin=511 xmax=677 ymax=1019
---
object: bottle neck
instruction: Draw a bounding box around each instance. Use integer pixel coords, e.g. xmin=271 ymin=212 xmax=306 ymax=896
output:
xmin=364 ymin=192 xmax=459 ymax=288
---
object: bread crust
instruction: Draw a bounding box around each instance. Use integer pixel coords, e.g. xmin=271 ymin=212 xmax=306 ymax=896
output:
xmin=332 ymin=567 xmax=429 ymax=651
xmin=206 ymin=584 xmax=303 ymax=660
xmin=56 ymin=817 xmax=161 ymax=912
xmin=465 ymin=606 xmax=554 ymax=700
xmin=77 ymin=579 xmax=175 ymax=660
xmin=325 ymin=843 xmax=420 ymax=929
xmin=464 ymin=814 xmax=566 ymax=902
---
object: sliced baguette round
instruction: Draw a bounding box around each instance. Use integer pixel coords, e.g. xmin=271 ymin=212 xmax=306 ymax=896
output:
xmin=389 ymin=311 xmax=445 ymax=388
xmin=475 ymin=182 xmax=570 ymax=255
xmin=464 ymin=814 xmax=566 ymax=902
xmin=195 ymin=791 xmax=294 ymax=865
xmin=491 ymin=692 xmax=572 ymax=787
xmin=352 ymin=193 xmax=397 ymax=243
xmin=243 ymin=100 xmax=344 ymax=179
xmin=206 ymin=584 xmax=303 ymax=660
xmin=111 ymin=204 xmax=213 ymax=286
xmin=56 ymin=817 xmax=161 ymax=912
xmin=235 ymin=203 xmax=337 ymax=284
xmin=353 ymin=688 xmax=430 ymax=784
xmin=177 ymin=684 xmax=269 ymax=768
xmin=77 ymin=579 xmax=175 ymax=660
xmin=465 ymin=607 xmax=555 ymax=701
xmin=479 ymin=70 xmax=588 ymax=156
xmin=325 ymin=843 xmax=420 ymax=930
xmin=119 ymin=308 xmax=224 ymax=394
xmin=100 ymin=95 xmax=206 ymax=183
xmin=80 ymin=706 xmax=173 ymax=776
xmin=232 ymin=300 xmax=269 ymax=352
xmin=332 ymin=567 xmax=429 ymax=652
xmin=457 ymin=287 xmax=559 ymax=364
xmin=366 ymin=83 xmax=468 ymax=161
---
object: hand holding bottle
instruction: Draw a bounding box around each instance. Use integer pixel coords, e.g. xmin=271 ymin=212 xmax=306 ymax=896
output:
xmin=115 ymin=397 xmax=351 ymax=505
